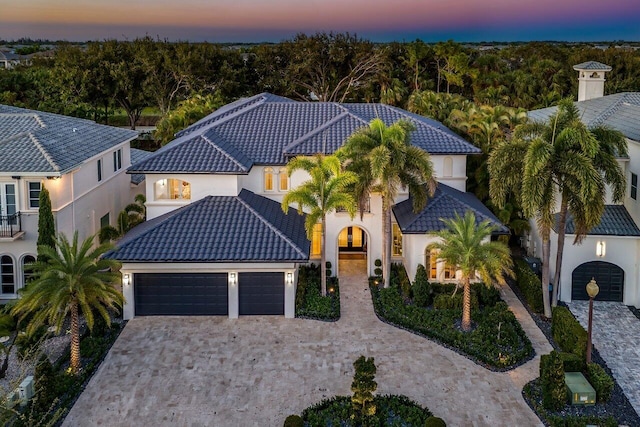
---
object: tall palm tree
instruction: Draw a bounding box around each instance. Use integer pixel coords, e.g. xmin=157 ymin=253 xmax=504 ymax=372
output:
xmin=11 ymin=232 xmax=123 ymax=375
xmin=282 ymin=154 xmax=357 ymax=295
xmin=489 ymin=100 xmax=624 ymax=316
xmin=427 ymin=211 xmax=513 ymax=331
xmin=339 ymin=119 xmax=435 ymax=288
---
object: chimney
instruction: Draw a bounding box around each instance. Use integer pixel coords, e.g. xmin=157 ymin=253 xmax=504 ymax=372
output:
xmin=573 ymin=61 xmax=612 ymax=102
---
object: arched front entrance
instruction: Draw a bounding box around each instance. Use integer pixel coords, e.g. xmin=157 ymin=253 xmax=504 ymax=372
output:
xmin=571 ymin=261 xmax=624 ymax=302
xmin=336 ymin=226 xmax=369 ymax=277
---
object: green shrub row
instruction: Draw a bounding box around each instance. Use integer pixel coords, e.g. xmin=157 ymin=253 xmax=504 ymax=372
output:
xmin=551 ymin=306 xmax=587 ymax=359
xmin=558 ymin=352 xmax=584 ymax=373
xmin=540 ymin=351 xmax=567 ymax=410
xmin=513 ymin=259 xmax=544 ymax=314
xmin=370 ymin=283 xmax=533 ymax=369
xmin=432 ymin=293 xmax=479 ymax=310
xmin=586 ymin=363 xmax=614 ymax=403
xmin=300 ymin=395 xmax=433 ymax=426
xmin=295 ymin=264 xmax=340 ymax=321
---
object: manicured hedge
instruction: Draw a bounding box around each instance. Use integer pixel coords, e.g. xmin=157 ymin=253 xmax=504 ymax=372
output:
xmin=551 ymin=306 xmax=587 ymax=359
xmin=513 ymin=259 xmax=544 ymax=314
xmin=432 ymin=293 xmax=479 ymax=310
xmin=370 ymin=283 xmax=533 ymax=369
xmin=586 ymin=363 xmax=614 ymax=403
xmin=558 ymin=352 xmax=584 ymax=373
xmin=295 ymin=264 xmax=340 ymax=321
xmin=540 ymin=351 xmax=567 ymax=411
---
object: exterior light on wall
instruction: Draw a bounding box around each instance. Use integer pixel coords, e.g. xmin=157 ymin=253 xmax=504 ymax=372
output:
xmin=286 ymin=272 xmax=293 ymax=285
xmin=596 ymin=241 xmax=606 ymax=258
xmin=122 ymin=273 xmax=130 ymax=287
xmin=229 ymin=272 xmax=236 ymax=286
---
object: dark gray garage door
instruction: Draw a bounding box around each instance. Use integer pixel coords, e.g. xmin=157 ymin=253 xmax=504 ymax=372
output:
xmin=239 ymin=272 xmax=284 ymax=315
xmin=571 ymin=261 xmax=624 ymax=302
xmin=134 ymin=273 xmax=228 ymax=315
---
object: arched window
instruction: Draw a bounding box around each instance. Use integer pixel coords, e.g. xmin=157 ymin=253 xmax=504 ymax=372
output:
xmin=22 ymin=255 xmax=36 ymax=286
xmin=279 ymin=168 xmax=289 ymax=191
xmin=264 ymin=168 xmax=274 ymax=191
xmin=443 ymin=157 xmax=453 ymax=178
xmin=154 ymin=179 xmax=191 ymax=200
xmin=1 ymin=255 xmax=15 ymax=294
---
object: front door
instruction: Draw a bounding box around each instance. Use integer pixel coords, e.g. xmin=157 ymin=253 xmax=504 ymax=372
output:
xmin=0 ymin=183 xmax=17 ymax=225
xmin=338 ymin=226 xmax=366 ymax=252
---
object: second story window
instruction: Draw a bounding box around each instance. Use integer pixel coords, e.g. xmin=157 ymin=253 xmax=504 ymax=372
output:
xmin=264 ymin=167 xmax=274 ymax=191
xmin=97 ymin=159 xmax=103 ymax=182
xmin=392 ymin=223 xmax=403 ymax=257
xmin=279 ymin=168 xmax=289 ymax=191
xmin=632 ymin=173 xmax=637 ymax=200
xmin=155 ymin=179 xmax=191 ymax=200
xmin=113 ymin=149 xmax=122 ymax=172
xmin=28 ymin=181 xmax=41 ymax=209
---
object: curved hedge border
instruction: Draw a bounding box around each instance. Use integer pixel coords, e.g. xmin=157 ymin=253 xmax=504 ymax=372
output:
xmin=369 ymin=283 xmax=534 ymax=371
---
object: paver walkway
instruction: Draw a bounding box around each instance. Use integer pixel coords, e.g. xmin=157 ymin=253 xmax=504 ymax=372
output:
xmin=567 ymin=301 xmax=640 ymax=415
xmin=65 ymin=260 xmax=549 ymax=426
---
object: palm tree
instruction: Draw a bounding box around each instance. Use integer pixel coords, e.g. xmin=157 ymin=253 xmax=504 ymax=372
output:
xmin=11 ymin=232 xmax=123 ymax=375
xmin=339 ymin=119 xmax=435 ymax=288
xmin=99 ymin=194 xmax=146 ymax=243
xmin=427 ymin=211 xmax=513 ymax=331
xmin=489 ymin=100 xmax=625 ymax=316
xmin=282 ymin=154 xmax=357 ymax=295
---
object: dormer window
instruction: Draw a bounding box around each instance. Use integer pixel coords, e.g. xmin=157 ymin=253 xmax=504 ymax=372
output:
xmin=155 ymin=179 xmax=191 ymax=200
xmin=279 ymin=168 xmax=289 ymax=191
xmin=264 ymin=167 xmax=274 ymax=191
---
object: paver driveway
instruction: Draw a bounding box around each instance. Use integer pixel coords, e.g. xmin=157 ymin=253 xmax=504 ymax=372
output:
xmin=65 ymin=260 xmax=549 ymax=426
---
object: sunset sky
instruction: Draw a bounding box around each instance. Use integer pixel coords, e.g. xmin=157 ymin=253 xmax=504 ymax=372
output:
xmin=1 ymin=0 xmax=638 ymax=42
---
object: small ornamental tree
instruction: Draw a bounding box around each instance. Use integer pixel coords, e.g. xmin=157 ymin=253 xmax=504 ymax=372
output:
xmin=36 ymin=185 xmax=56 ymax=263
xmin=351 ymin=355 xmax=377 ymax=420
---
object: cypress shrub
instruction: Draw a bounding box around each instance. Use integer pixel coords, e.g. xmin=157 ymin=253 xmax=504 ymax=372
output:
xmin=586 ymin=363 xmax=614 ymax=403
xmin=351 ymin=356 xmax=377 ymax=419
xmin=36 ymin=185 xmax=56 ymax=263
xmin=412 ymin=264 xmax=432 ymax=307
xmin=541 ymin=351 xmax=567 ymax=411
xmin=513 ymin=259 xmax=544 ymax=313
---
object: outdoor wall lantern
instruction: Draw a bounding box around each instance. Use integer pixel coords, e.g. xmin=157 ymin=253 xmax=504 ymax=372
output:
xmin=122 ymin=273 xmax=130 ymax=287
xmin=229 ymin=272 xmax=236 ymax=286
xmin=596 ymin=241 xmax=606 ymax=257
xmin=286 ymin=272 xmax=293 ymax=285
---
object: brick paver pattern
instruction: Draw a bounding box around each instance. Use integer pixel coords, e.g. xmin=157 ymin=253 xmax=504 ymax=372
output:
xmin=568 ymin=301 xmax=640 ymax=415
xmin=64 ymin=260 xmax=550 ymax=426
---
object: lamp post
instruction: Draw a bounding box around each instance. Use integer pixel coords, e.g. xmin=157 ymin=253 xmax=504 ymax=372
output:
xmin=586 ymin=278 xmax=599 ymax=364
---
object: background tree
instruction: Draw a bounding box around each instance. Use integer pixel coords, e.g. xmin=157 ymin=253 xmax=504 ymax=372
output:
xmin=154 ymin=93 xmax=224 ymax=145
xmin=427 ymin=211 xmax=513 ymax=331
xmin=36 ymin=185 xmax=55 ymax=263
xmin=339 ymin=119 xmax=435 ymax=288
xmin=282 ymin=154 xmax=357 ymax=294
xmin=11 ymin=232 xmax=123 ymax=375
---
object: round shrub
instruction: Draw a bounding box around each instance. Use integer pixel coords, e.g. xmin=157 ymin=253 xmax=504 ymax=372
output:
xmin=374 ymin=268 xmax=383 ymax=277
xmin=425 ymin=416 xmax=447 ymax=427
xmin=374 ymin=259 xmax=382 ymax=267
xmin=283 ymin=414 xmax=303 ymax=427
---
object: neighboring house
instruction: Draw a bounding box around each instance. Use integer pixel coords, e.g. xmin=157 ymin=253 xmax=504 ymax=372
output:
xmin=112 ymin=93 xmax=507 ymax=319
xmin=0 ymin=50 xmax=22 ymax=69
xmin=0 ymin=105 xmax=140 ymax=301
xmin=527 ymin=61 xmax=640 ymax=308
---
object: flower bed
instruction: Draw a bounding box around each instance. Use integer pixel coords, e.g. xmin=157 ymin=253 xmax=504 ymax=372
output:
xmin=369 ymin=275 xmax=534 ymax=370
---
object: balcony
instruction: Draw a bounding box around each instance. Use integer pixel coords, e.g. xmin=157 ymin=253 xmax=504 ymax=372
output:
xmin=0 ymin=212 xmax=24 ymax=240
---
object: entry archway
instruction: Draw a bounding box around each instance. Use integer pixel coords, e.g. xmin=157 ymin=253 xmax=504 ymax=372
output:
xmin=336 ymin=225 xmax=369 ymax=277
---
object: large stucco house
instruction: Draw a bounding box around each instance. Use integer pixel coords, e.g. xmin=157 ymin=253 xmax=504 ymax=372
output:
xmin=527 ymin=61 xmax=640 ymax=308
xmin=0 ymin=105 xmax=145 ymax=301
xmin=112 ymin=94 xmax=506 ymax=319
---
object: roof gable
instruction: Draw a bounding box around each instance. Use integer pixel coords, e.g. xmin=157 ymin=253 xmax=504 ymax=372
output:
xmin=393 ymin=184 xmax=508 ymax=234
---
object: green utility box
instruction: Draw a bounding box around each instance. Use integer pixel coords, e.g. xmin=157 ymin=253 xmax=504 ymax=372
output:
xmin=565 ymin=372 xmax=596 ymax=406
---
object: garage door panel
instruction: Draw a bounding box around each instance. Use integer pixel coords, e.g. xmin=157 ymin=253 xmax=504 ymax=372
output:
xmin=239 ymin=272 xmax=284 ymax=315
xmin=135 ymin=273 xmax=228 ymax=316
xmin=571 ymin=261 xmax=624 ymax=302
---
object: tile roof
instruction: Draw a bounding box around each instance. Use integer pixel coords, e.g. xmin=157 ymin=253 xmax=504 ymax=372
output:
xmin=129 ymin=149 xmax=153 ymax=184
xmin=553 ymin=205 xmax=640 ymax=236
xmin=105 ymin=189 xmax=310 ymax=262
xmin=0 ymin=105 xmax=137 ymax=174
xmin=131 ymin=93 xmax=480 ymax=174
xmin=393 ymin=183 xmax=509 ymax=234
xmin=528 ymin=92 xmax=640 ymax=143
xmin=573 ymin=61 xmax=612 ymax=71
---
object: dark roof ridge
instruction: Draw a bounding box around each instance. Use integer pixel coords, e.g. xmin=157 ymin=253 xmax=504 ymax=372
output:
xmin=200 ymin=134 xmax=251 ymax=172
xmin=282 ymin=110 xmax=357 ymax=154
xmin=438 ymin=184 xmax=500 ymax=225
xmin=29 ymin=132 xmax=60 ymax=172
xmin=237 ymin=190 xmax=307 ymax=259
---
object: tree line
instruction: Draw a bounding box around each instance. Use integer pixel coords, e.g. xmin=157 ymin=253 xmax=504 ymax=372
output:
xmin=1 ymin=34 xmax=639 ymax=130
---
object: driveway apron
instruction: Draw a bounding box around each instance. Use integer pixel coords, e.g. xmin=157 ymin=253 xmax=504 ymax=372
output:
xmin=64 ymin=260 xmax=545 ymax=426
